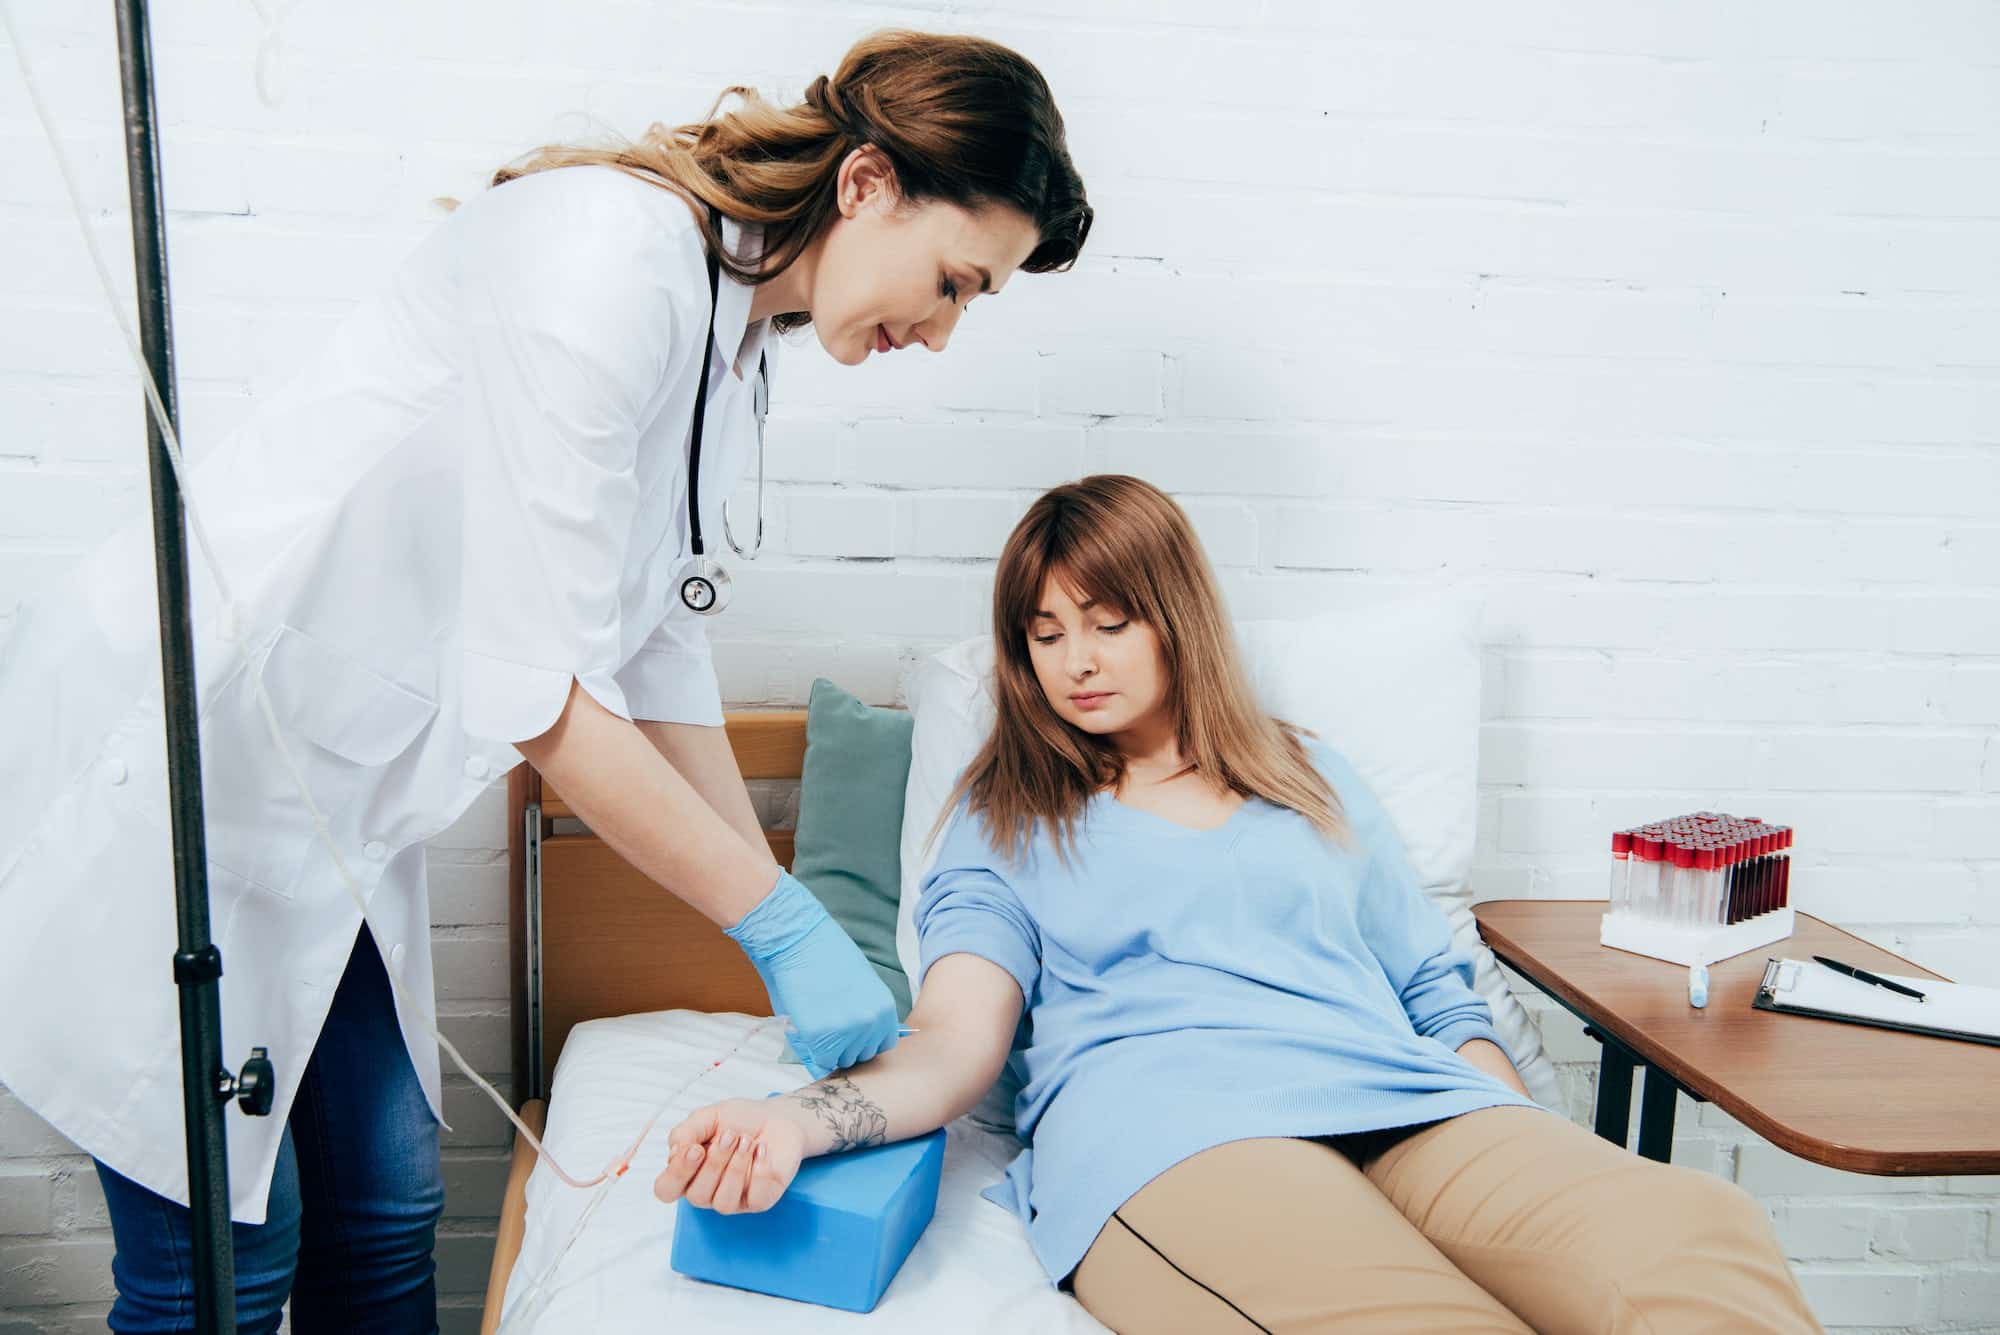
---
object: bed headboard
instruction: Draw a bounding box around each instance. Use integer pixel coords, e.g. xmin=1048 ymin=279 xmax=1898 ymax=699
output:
xmin=505 ymin=711 xmax=810 ymax=1103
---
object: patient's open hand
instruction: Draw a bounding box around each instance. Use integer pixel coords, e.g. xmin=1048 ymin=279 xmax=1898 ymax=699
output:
xmin=653 ymin=1099 xmax=805 ymax=1214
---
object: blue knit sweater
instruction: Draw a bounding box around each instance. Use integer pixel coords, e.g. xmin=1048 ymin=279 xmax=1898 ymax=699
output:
xmin=915 ymin=741 xmax=1541 ymax=1282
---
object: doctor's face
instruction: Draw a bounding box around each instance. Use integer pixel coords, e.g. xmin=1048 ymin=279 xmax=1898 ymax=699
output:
xmin=808 ymin=150 xmax=1041 ymax=366
xmin=1025 ymin=575 xmax=1172 ymax=745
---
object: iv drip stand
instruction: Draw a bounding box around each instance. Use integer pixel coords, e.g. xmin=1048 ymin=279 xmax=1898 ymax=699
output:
xmin=113 ymin=3 xmax=273 ymax=1329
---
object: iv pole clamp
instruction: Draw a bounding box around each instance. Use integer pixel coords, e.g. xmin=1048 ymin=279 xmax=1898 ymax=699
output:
xmin=113 ymin=2 xmax=274 ymax=1332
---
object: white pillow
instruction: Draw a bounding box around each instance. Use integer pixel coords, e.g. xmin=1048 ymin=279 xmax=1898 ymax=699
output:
xmin=896 ymin=631 xmax=999 ymax=1012
xmin=896 ymin=591 xmax=1561 ymax=1118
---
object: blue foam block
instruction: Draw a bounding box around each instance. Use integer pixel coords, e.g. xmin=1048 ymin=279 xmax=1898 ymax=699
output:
xmin=671 ymin=1127 xmax=947 ymax=1313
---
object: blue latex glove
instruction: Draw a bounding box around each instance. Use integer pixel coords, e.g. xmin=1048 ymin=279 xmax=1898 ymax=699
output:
xmin=724 ymin=870 xmax=900 ymax=1079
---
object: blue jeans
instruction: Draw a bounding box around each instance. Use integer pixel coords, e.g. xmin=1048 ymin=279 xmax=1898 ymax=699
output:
xmin=96 ymin=927 xmax=443 ymax=1334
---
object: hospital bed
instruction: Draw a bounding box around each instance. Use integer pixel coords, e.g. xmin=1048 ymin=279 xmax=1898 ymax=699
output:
xmin=477 ymin=711 xmax=1106 ymax=1333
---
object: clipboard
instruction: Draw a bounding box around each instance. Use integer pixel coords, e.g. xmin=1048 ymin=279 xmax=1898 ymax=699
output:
xmin=1755 ymin=958 xmax=2000 ymax=1048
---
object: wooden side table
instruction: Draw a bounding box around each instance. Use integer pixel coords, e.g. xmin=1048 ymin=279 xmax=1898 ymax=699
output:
xmin=1473 ymin=900 xmax=2000 ymax=1175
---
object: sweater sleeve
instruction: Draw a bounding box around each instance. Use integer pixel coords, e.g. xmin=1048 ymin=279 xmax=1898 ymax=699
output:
xmin=914 ymin=803 xmax=1042 ymax=1009
xmin=1327 ymin=748 xmax=1500 ymax=1054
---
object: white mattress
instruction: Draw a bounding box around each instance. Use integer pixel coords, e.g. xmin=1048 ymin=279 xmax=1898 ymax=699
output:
xmin=498 ymin=1010 xmax=1108 ymax=1333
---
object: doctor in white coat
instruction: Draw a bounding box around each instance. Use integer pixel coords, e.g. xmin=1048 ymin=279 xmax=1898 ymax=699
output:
xmin=0 ymin=29 xmax=1089 ymax=1334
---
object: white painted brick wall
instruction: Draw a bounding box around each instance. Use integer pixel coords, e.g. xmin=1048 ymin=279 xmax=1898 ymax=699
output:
xmin=3 ymin=1 xmax=1996 ymax=1330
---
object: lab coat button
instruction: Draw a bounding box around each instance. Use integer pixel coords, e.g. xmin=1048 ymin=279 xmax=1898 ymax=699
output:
xmin=105 ymin=759 xmax=128 ymax=786
xmin=463 ymin=756 xmax=489 ymax=780
xmin=389 ymin=943 xmax=407 ymax=970
xmin=364 ymin=841 xmax=387 ymax=861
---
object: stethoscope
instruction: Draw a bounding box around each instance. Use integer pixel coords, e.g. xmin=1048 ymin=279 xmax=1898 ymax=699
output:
xmin=678 ymin=209 xmax=769 ymax=617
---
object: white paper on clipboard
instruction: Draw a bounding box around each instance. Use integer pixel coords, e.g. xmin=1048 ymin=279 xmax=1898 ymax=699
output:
xmin=1756 ymin=958 xmax=2000 ymax=1047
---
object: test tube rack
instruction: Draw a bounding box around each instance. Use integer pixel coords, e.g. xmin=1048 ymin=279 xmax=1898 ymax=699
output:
xmin=1599 ymin=812 xmax=1795 ymax=967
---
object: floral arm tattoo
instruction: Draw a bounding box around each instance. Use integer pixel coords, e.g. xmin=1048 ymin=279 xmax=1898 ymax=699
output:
xmin=788 ymin=1077 xmax=888 ymax=1152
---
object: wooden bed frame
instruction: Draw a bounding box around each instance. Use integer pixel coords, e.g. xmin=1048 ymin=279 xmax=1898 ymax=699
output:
xmin=479 ymin=710 xmax=812 ymax=1333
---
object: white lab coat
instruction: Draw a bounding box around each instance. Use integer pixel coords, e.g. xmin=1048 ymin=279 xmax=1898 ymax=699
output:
xmin=0 ymin=165 xmax=771 ymax=1222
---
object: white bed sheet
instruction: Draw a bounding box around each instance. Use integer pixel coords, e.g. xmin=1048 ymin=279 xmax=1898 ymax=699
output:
xmin=498 ymin=1010 xmax=1108 ymax=1334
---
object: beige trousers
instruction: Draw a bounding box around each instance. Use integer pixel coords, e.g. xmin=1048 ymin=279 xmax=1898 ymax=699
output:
xmin=1071 ymin=1106 xmax=1821 ymax=1334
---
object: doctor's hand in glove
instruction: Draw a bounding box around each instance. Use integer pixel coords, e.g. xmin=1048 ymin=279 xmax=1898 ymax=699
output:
xmin=654 ymin=1099 xmax=806 ymax=1214
xmin=723 ymin=869 xmax=900 ymax=1079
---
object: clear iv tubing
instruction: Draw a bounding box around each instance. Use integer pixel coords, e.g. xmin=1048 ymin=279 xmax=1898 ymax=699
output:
xmin=496 ymin=1015 xmax=924 ymax=1327
xmin=2 ymin=1 xmax=678 ymax=1198
xmin=495 ymin=1013 xmax=788 ymax=1335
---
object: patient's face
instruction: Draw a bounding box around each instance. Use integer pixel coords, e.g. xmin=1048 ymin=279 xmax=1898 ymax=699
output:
xmin=1025 ymin=576 xmax=1169 ymax=744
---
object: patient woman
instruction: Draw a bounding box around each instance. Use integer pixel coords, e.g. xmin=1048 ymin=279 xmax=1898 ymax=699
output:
xmin=655 ymin=475 xmax=1820 ymax=1333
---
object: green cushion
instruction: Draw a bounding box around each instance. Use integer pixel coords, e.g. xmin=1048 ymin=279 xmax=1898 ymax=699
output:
xmin=792 ymin=677 xmax=915 ymax=1018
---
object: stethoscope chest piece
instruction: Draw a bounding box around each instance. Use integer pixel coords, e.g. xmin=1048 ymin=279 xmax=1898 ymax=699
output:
xmin=679 ymin=556 xmax=733 ymax=615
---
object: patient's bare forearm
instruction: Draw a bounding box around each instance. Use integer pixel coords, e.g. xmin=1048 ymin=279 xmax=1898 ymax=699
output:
xmin=790 ymin=1078 xmax=890 ymax=1152
xmin=776 ymin=1030 xmax=998 ymax=1158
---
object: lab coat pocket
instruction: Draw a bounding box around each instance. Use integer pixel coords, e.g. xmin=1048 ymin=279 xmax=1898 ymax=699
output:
xmin=201 ymin=624 xmax=438 ymax=898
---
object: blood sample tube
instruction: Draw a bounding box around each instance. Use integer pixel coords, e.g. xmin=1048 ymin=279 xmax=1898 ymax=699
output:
xmin=1658 ymin=835 xmax=1681 ymax=921
xmin=1759 ymin=827 xmax=1776 ymax=916
xmin=1704 ymin=843 xmax=1720 ymax=927
xmin=1630 ymin=834 xmax=1661 ymax=920
xmin=1671 ymin=841 xmax=1696 ymax=924
xmin=1777 ymin=826 xmax=1792 ymax=908
xmin=1723 ymin=832 xmax=1745 ymax=923
xmin=1745 ymin=827 xmax=1763 ymax=920
xmin=1744 ymin=828 xmax=1760 ymax=916
xmin=1757 ymin=827 xmax=1775 ymax=916
xmin=1765 ymin=828 xmax=1781 ymax=914
xmin=1609 ymin=831 xmax=1632 ymax=915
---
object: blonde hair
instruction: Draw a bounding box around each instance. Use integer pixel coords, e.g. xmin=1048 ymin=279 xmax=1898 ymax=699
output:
xmin=944 ymin=475 xmax=1346 ymax=864
xmin=478 ymin=30 xmax=1091 ymax=334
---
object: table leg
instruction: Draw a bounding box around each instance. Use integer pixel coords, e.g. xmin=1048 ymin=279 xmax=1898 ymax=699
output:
xmin=1636 ymin=1064 xmax=1679 ymax=1162
xmin=1592 ymin=1035 xmax=1635 ymax=1145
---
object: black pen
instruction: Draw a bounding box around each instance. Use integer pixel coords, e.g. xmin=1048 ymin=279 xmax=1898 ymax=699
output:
xmin=1812 ymin=955 xmax=1926 ymax=1002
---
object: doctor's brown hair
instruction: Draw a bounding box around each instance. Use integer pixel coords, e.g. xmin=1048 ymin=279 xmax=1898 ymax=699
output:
xmin=939 ymin=476 xmax=1346 ymax=865
xmin=489 ymin=30 xmax=1091 ymax=333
